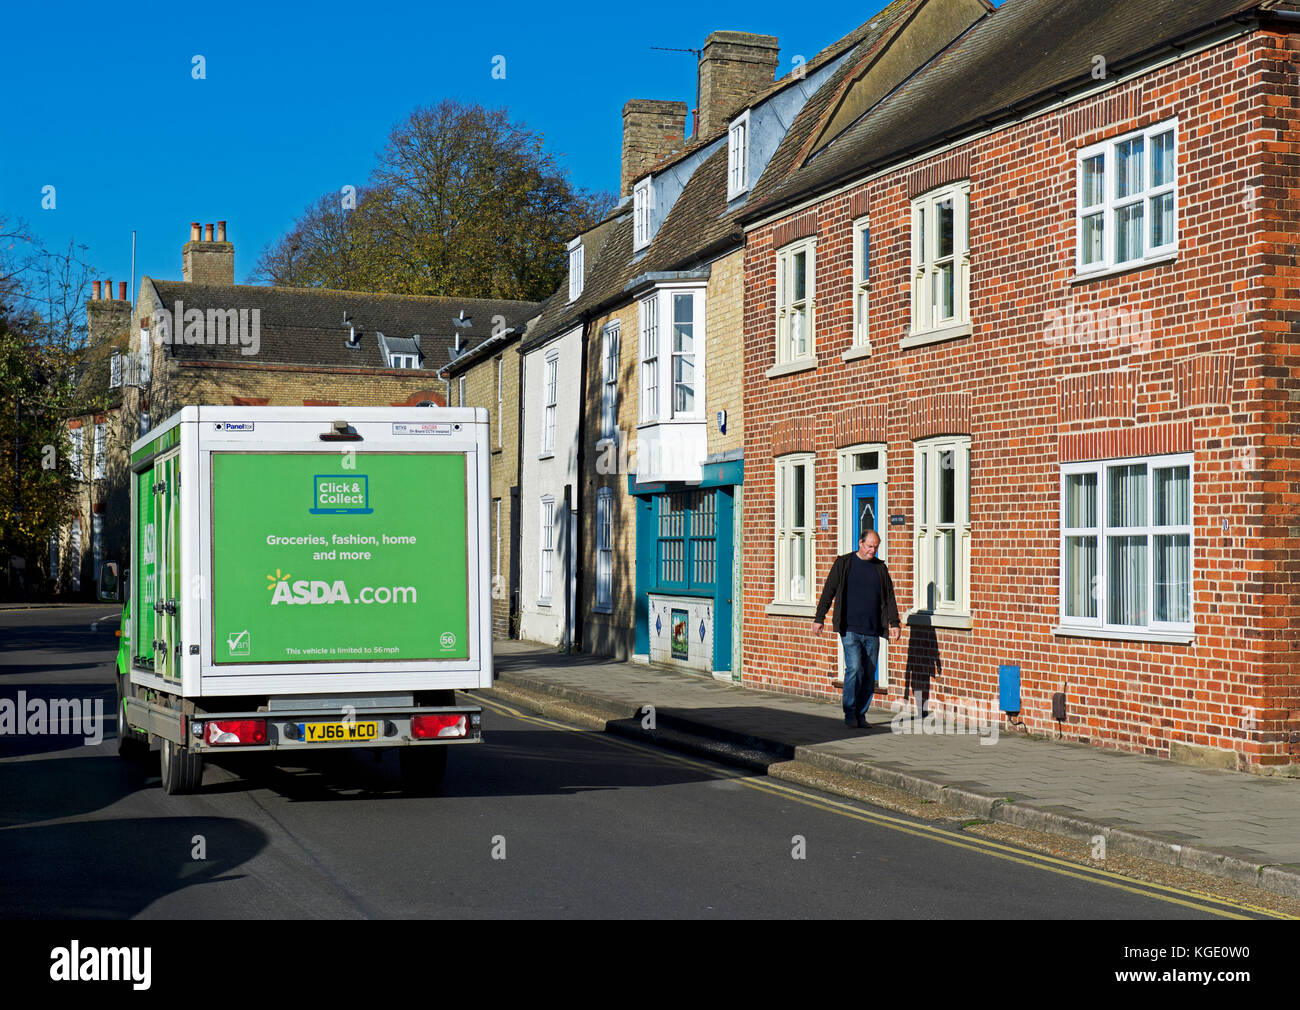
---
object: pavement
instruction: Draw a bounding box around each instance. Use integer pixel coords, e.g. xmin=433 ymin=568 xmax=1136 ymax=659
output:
xmin=491 ymin=639 xmax=1300 ymax=900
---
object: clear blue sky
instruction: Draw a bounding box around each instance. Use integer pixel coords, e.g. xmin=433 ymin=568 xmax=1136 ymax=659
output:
xmin=2 ymin=0 xmax=999 ymax=296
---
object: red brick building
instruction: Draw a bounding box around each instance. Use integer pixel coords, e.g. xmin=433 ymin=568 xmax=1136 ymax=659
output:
xmin=738 ymin=0 xmax=1300 ymax=772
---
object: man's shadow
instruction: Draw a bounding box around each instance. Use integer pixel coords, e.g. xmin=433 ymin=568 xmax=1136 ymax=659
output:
xmin=902 ymin=623 xmax=941 ymax=717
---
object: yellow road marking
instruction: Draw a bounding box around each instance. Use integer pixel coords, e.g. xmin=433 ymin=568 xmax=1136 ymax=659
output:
xmin=474 ymin=691 xmax=1291 ymax=920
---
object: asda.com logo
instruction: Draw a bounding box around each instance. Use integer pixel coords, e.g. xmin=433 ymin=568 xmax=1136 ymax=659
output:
xmin=266 ymin=569 xmax=417 ymax=605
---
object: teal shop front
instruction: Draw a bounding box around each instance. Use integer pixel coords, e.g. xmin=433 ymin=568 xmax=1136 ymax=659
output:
xmin=631 ymin=457 xmax=742 ymax=679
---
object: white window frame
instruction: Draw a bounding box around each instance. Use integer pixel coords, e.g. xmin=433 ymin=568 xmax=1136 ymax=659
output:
xmin=774 ymin=453 xmax=816 ymax=605
xmin=92 ymin=513 xmax=104 ymax=580
xmin=93 ymin=421 xmax=106 ymax=480
xmin=68 ymin=427 xmax=83 ymax=480
xmin=110 ymin=352 xmax=123 ymax=389
xmin=568 ymin=239 xmax=584 ymax=302
xmin=493 ymin=497 xmax=502 ymax=581
xmin=639 ymin=285 xmax=706 ymax=424
xmin=639 ymin=294 xmax=659 ymax=423
xmin=540 ymin=351 xmax=558 ymax=455
xmin=775 ymin=238 xmax=816 ymax=365
xmin=458 ymin=375 xmax=466 ymax=407
xmin=910 ymin=181 xmax=970 ymax=338
xmin=852 ymin=217 xmax=871 ymax=351
xmin=595 ymin=487 xmax=614 ymax=612
xmin=633 ymin=178 xmax=653 ymax=251
xmin=389 ymin=353 xmax=418 ymax=369
xmin=600 ymin=323 xmax=620 ymax=442
xmin=1059 ymin=453 xmax=1193 ymax=635
xmin=727 ymin=109 xmax=751 ymax=200
xmin=914 ymin=437 xmax=971 ymax=616
xmin=495 ymin=356 xmax=503 ymax=448
xmin=539 ymin=496 xmax=556 ymax=604
xmin=1076 ymin=119 xmax=1178 ymax=277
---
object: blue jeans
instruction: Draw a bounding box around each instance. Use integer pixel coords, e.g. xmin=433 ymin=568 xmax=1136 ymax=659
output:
xmin=842 ymin=631 xmax=880 ymax=723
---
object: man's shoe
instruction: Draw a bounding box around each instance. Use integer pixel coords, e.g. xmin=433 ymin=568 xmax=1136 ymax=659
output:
xmin=844 ymin=715 xmax=855 ymax=727
xmin=856 ymin=719 xmax=869 ymax=729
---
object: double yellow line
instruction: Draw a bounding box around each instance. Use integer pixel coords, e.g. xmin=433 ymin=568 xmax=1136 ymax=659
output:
xmin=474 ymin=691 xmax=1293 ymax=921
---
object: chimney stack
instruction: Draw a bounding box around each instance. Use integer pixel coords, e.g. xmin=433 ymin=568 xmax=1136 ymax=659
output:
xmin=182 ymin=219 xmax=235 ymax=285
xmin=621 ymin=99 xmax=688 ymax=197
xmin=695 ymin=31 xmax=779 ymax=138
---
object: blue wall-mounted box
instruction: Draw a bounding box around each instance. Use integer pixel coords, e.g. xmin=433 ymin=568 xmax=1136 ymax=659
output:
xmin=998 ymin=664 xmax=1021 ymax=714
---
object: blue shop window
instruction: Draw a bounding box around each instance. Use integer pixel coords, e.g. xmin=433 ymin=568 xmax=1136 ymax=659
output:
xmin=656 ymin=490 xmax=717 ymax=592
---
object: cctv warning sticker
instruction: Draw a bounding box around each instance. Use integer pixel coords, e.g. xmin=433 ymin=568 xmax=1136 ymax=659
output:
xmin=391 ymin=423 xmax=452 ymax=435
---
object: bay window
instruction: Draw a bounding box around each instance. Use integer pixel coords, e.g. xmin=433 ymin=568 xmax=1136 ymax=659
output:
xmin=640 ymin=285 xmax=705 ymax=423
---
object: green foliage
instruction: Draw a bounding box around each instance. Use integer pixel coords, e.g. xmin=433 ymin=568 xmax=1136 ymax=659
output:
xmin=254 ymin=101 xmax=616 ymax=301
xmin=0 ymin=320 xmax=78 ymax=562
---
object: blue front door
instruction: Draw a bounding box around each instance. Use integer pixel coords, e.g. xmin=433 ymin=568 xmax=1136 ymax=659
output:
xmin=852 ymin=483 xmax=878 ymax=547
xmin=844 ymin=482 xmax=884 ymax=690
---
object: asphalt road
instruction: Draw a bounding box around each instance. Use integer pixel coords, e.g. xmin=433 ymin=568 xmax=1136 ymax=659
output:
xmin=0 ymin=605 xmax=1275 ymax=919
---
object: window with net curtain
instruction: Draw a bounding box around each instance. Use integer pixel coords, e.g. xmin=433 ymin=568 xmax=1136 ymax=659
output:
xmin=1061 ymin=455 xmax=1191 ymax=630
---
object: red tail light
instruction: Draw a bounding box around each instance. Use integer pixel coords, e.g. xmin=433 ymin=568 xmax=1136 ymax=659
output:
xmin=205 ymin=719 xmax=267 ymax=745
xmin=412 ymin=714 xmax=467 ymax=739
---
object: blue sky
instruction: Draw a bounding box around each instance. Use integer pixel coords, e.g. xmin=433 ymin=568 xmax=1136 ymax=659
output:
xmin=2 ymin=0 xmax=998 ymax=297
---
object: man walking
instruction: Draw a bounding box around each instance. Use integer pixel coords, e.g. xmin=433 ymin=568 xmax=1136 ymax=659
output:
xmin=812 ymin=529 xmax=901 ymax=728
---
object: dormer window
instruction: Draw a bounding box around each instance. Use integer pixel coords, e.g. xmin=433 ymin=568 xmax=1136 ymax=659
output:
xmin=389 ymin=353 xmax=418 ymax=369
xmin=727 ymin=110 xmax=751 ymax=200
xmin=568 ymin=238 xmax=584 ymax=302
xmin=633 ymin=178 xmax=653 ymax=252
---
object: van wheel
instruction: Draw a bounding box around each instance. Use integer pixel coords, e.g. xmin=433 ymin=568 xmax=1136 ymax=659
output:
xmin=400 ymin=746 xmax=447 ymax=795
xmin=116 ymin=674 xmax=148 ymax=759
xmin=160 ymin=737 xmax=204 ymax=795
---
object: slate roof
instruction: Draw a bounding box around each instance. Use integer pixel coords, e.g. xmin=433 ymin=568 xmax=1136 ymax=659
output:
xmin=643 ymin=0 xmax=924 ymax=181
xmin=521 ymin=3 xmax=927 ymax=351
xmin=148 ymin=279 xmax=540 ymax=371
xmin=743 ymin=0 xmax=1275 ymax=220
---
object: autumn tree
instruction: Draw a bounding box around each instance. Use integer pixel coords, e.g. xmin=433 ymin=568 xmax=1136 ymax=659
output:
xmin=254 ymin=101 xmax=615 ymax=301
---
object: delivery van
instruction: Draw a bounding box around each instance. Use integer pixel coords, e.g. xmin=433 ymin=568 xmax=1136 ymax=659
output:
xmin=99 ymin=406 xmax=491 ymax=794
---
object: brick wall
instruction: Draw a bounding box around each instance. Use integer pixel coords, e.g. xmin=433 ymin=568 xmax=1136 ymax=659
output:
xmin=742 ymin=31 xmax=1297 ymax=771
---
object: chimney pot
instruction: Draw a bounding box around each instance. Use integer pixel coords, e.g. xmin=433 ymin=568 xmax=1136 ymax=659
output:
xmin=119 ymin=282 xmax=127 ymax=301
xmin=92 ymin=281 xmax=102 ymax=300
xmin=204 ymin=223 xmax=214 ymax=242
xmin=105 ymin=279 xmax=112 ymax=299
xmin=217 ymin=220 xmax=227 ymax=241
xmin=191 ymin=222 xmax=201 ymax=241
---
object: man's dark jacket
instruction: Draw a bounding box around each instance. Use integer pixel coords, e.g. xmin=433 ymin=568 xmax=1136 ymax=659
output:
xmin=814 ymin=553 xmax=901 ymax=636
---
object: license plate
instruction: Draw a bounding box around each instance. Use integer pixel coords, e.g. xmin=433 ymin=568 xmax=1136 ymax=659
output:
xmin=299 ymin=720 xmax=380 ymax=743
